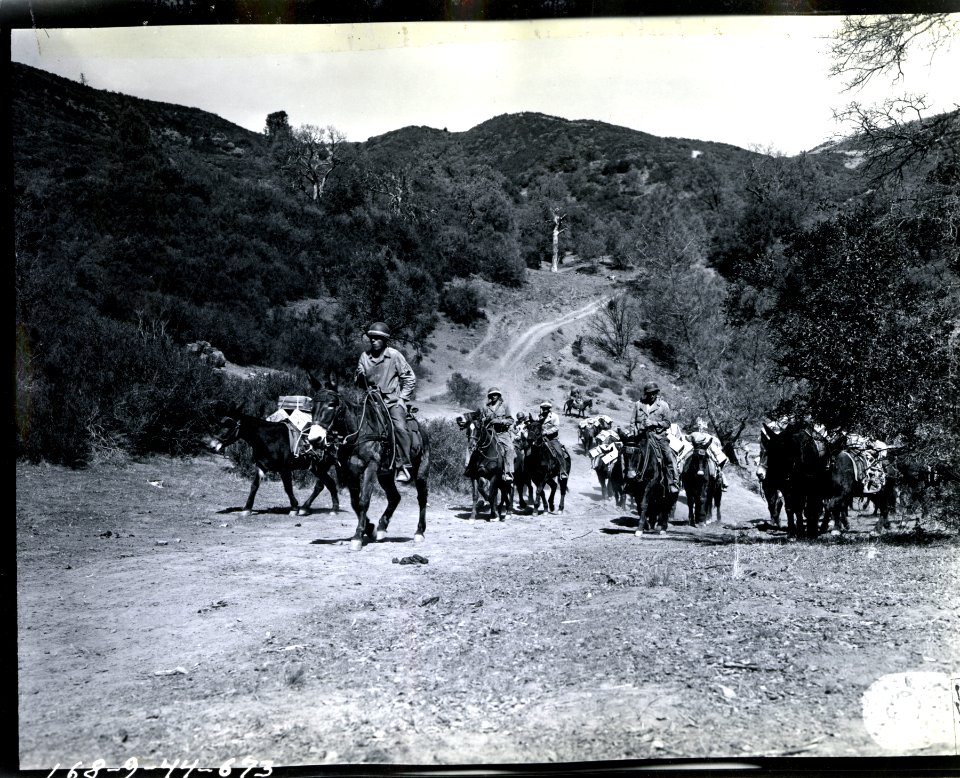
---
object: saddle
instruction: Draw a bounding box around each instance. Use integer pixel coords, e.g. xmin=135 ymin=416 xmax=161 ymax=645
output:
xmin=405 ymin=409 xmax=423 ymax=458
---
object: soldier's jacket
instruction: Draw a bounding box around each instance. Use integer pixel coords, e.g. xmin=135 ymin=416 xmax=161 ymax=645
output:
xmin=540 ymin=411 xmax=560 ymax=437
xmin=357 ymin=346 xmax=416 ymax=406
xmin=481 ymin=398 xmax=514 ymax=433
xmin=632 ymin=398 xmax=672 ymax=438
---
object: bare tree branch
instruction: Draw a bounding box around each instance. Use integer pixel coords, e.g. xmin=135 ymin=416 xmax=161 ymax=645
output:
xmin=829 ymin=14 xmax=956 ymax=93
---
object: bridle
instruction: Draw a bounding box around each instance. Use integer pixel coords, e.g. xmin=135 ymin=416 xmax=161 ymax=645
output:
xmin=214 ymin=416 xmax=242 ymax=447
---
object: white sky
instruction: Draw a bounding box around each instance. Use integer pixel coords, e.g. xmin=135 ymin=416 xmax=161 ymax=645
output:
xmin=11 ymin=16 xmax=960 ymax=155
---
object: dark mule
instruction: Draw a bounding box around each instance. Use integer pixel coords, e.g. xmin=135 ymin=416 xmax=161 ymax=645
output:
xmin=458 ymin=411 xmax=513 ymax=522
xmin=763 ymin=421 xmax=831 ymax=538
xmin=563 ymin=396 xmax=594 ymax=418
xmin=619 ymin=431 xmax=678 ymax=536
xmin=310 ymin=384 xmax=429 ymax=550
xmin=681 ymin=443 xmax=721 ymax=526
xmin=864 ymin=460 xmax=898 ymax=532
xmin=823 ymin=449 xmax=858 ymax=534
xmin=594 ymin=456 xmax=622 ymax=503
xmin=208 ymin=407 xmax=339 ymax=516
xmin=512 ymin=425 xmax=535 ymax=513
xmin=588 ymin=434 xmax=622 ymax=502
xmin=578 ymin=422 xmax=598 ymax=455
xmin=523 ymin=419 xmax=570 ymax=514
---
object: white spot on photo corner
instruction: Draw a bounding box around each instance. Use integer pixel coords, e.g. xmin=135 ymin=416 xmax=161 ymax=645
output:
xmin=861 ymin=672 xmax=959 ymax=753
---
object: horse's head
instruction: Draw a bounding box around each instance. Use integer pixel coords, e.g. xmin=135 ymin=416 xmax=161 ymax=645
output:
xmin=207 ymin=406 xmax=243 ymax=452
xmin=524 ymin=419 xmax=546 ymax=446
xmin=311 ymin=388 xmax=345 ymax=439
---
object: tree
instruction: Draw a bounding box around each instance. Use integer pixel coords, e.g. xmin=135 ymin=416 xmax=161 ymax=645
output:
xmin=825 ymin=13 xmax=960 ymax=510
xmin=264 ymin=110 xmax=291 ymax=142
xmin=632 ymin=199 xmax=781 ymax=458
xmin=589 ymin=295 xmax=639 ymax=362
xmin=770 ymin=204 xmax=958 ymax=445
xmin=830 ymin=14 xmax=960 ymax=183
xmin=550 ymin=207 xmax=566 ymax=273
xmin=276 ymin=123 xmax=347 ymax=201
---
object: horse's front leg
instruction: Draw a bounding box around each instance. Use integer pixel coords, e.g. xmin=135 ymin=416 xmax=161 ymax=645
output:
xmin=470 ymin=478 xmax=487 ymax=524
xmin=349 ymin=464 xmax=378 ymax=551
xmin=412 ymin=467 xmax=428 ymax=542
xmin=241 ymin=469 xmax=265 ymax=516
xmin=534 ymin=480 xmax=547 ymax=515
xmin=375 ymin=471 xmax=402 ymax=541
xmin=547 ymin=479 xmax=558 ymax=513
xmin=299 ymin=477 xmax=325 ymax=516
xmin=557 ymin=478 xmax=566 ymax=514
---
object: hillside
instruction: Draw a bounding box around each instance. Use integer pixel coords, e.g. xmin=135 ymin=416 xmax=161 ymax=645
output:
xmin=13 ymin=60 xmax=958 ymax=478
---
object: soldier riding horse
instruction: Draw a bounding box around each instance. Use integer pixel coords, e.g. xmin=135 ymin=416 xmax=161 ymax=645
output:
xmin=310 ymin=379 xmax=429 ymax=550
xmin=620 ymin=429 xmax=678 ymax=535
xmin=458 ymin=410 xmax=514 ymax=521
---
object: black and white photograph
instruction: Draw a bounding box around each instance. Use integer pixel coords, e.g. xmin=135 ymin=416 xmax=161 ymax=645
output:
xmin=11 ymin=6 xmax=960 ymax=774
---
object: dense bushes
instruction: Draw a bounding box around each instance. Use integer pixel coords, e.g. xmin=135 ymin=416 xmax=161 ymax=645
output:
xmin=16 ymin=316 xmax=228 ymax=465
xmin=421 ymin=418 xmax=469 ymax=494
xmin=439 ymin=280 xmax=487 ymax=326
xmin=446 ymin=372 xmax=484 ymax=409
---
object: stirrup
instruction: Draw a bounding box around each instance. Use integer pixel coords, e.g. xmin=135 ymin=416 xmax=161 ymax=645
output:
xmin=502 ymin=472 xmax=513 ymax=482
xmin=396 ymin=466 xmax=412 ymax=483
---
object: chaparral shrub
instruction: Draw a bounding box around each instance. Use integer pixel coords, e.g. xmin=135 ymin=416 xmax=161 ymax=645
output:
xmin=447 ymin=372 xmax=484 ymax=409
xmin=422 ymin=417 xmax=470 ymax=495
xmin=440 ymin=280 xmax=487 ymax=326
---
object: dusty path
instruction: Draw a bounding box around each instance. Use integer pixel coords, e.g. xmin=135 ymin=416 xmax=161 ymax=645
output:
xmin=495 ymin=298 xmax=609 ymax=371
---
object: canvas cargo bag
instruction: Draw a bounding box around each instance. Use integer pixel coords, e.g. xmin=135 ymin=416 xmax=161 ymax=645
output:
xmin=278 ymin=395 xmax=313 ymax=412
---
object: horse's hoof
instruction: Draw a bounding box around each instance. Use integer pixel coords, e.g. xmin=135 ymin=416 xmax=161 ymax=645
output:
xmin=350 ymin=538 xmax=363 ymax=551
xmin=635 ymin=530 xmax=644 ymax=537
xmin=297 ymin=508 xmax=310 ymax=517
xmin=498 ymin=515 xmax=506 ymax=522
xmin=239 ymin=510 xmax=252 ymax=517
xmin=830 ymin=529 xmax=841 ymax=536
xmin=332 ymin=504 xmax=341 ymax=513
xmin=469 ymin=518 xmax=476 ymax=525
xmin=414 ymin=533 xmax=425 ymax=543
xmin=659 ymin=530 xmax=667 ymax=537
xmin=376 ymin=530 xmax=387 ymax=541
xmin=289 ymin=510 xmax=299 ymax=517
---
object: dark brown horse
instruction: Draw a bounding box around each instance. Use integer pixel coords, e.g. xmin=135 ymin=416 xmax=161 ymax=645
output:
xmin=681 ymin=443 xmax=721 ymax=526
xmin=763 ymin=420 xmax=831 ymax=538
xmin=310 ymin=385 xmax=429 ymax=550
xmin=523 ymin=419 xmax=570 ymax=514
xmin=458 ymin=410 xmax=513 ymax=521
xmin=208 ymin=406 xmax=339 ymax=516
xmin=619 ymin=431 xmax=678 ymax=536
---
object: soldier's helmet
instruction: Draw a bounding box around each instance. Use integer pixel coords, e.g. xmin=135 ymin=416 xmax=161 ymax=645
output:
xmin=366 ymin=322 xmax=391 ymax=339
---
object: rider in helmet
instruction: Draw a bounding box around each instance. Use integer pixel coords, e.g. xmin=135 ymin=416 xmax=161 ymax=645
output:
xmin=479 ymin=387 xmax=516 ymax=482
xmin=685 ymin=417 xmax=729 ymax=491
xmin=631 ymin=382 xmax=679 ymax=494
xmin=355 ymin=321 xmax=416 ymax=483
xmin=538 ymin=401 xmax=569 ymax=480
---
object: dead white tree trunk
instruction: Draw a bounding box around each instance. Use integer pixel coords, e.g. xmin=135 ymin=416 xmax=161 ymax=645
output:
xmin=551 ymin=209 xmax=566 ymax=272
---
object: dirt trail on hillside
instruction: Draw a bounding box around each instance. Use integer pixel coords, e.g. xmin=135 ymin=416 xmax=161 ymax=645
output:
xmin=495 ymin=298 xmax=609 ymax=371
